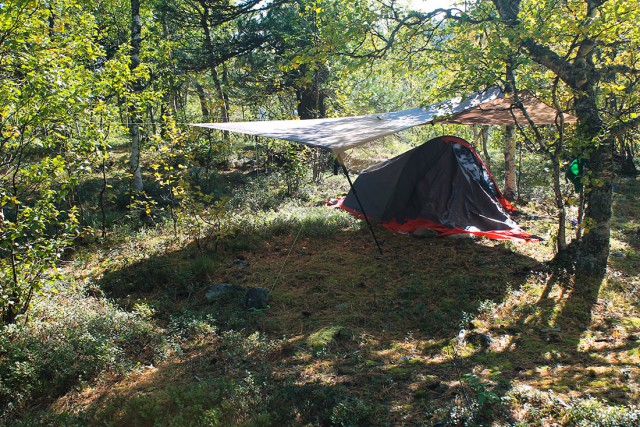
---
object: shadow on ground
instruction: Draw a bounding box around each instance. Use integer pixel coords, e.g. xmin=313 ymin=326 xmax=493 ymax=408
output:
xmin=68 ymin=219 xmax=629 ymax=425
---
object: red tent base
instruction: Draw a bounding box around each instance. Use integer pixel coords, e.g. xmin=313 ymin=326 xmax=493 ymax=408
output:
xmin=335 ymin=198 xmax=538 ymax=243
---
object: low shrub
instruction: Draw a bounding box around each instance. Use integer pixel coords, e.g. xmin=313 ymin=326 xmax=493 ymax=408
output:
xmin=0 ymin=291 xmax=171 ymax=422
xmin=563 ymin=398 xmax=640 ymax=427
xmin=504 ymin=384 xmax=640 ymax=426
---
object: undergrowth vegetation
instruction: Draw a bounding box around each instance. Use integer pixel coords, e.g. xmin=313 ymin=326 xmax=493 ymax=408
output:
xmin=0 ymin=290 xmax=172 ymax=422
xmin=1 ymin=130 xmax=639 ymax=426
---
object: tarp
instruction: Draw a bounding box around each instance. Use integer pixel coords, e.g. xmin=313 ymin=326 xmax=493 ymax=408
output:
xmin=445 ymin=92 xmax=577 ymax=126
xmin=339 ymin=135 xmax=536 ymax=242
xmin=191 ymin=88 xmax=576 ymax=156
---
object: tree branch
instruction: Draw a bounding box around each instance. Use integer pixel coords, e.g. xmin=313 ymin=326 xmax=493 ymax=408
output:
xmin=491 ymin=0 xmax=584 ymax=90
xmin=599 ymin=64 xmax=640 ymax=76
xmin=608 ymin=114 xmax=640 ymax=138
xmin=520 ymin=39 xmax=583 ymax=89
xmin=343 ymin=4 xmax=495 ymax=59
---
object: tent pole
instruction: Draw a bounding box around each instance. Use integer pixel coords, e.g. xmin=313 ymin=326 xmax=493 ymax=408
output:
xmin=341 ymin=164 xmax=383 ymax=255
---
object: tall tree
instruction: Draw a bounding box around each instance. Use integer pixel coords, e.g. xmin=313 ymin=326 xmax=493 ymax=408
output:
xmin=156 ymin=0 xmax=279 ymax=119
xmin=129 ymin=0 xmax=144 ymax=192
xmin=490 ymin=0 xmax=640 ymax=273
xmin=232 ymin=0 xmax=378 ymax=119
xmin=379 ymin=0 xmax=640 ymax=274
xmin=503 ymin=58 xmax=517 ymax=201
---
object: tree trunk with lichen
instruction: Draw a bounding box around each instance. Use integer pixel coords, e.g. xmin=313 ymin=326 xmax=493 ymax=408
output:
xmin=490 ymin=0 xmax=616 ymax=274
xmin=572 ymin=92 xmax=613 ymax=272
xmin=503 ymin=125 xmax=517 ymax=201
xmin=129 ymin=0 xmax=143 ymax=193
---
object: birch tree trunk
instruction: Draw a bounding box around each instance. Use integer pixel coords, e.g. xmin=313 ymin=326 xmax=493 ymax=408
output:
xmin=503 ymin=58 xmax=517 ymax=200
xmin=503 ymin=125 xmax=517 ymax=200
xmin=480 ymin=125 xmax=491 ymax=173
xmin=129 ymin=0 xmax=143 ymax=193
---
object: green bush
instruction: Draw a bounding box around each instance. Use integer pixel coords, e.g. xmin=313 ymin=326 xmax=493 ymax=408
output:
xmin=505 ymin=385 xmax=640 ymax=426
xmin=0 ymin=292 xmax=170 ymax=422
xmin=563 ymin=398 xmax=640 ymax=427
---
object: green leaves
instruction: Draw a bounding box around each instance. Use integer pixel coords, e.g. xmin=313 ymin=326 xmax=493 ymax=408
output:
xmin=0 ymin=190 xmax=76 ymax=323
xmin=0 ymin=0 xmax=119 ymax=324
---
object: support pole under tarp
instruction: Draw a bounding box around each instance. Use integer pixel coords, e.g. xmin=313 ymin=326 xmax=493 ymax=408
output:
xmin=341 ymin=164 xmax=383 ymax=255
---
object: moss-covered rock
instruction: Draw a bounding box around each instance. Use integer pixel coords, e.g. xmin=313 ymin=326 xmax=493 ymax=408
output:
xmin=306 ymin=326 xmax=352 ymax=349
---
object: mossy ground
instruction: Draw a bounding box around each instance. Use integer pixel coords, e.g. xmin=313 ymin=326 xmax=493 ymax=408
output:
xmin=3 ymin=137 xmax=639 ymax=426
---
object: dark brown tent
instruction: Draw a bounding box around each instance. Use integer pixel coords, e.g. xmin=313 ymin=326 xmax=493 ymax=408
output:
xmin=339 ymin=135 xmax=536 ymax=241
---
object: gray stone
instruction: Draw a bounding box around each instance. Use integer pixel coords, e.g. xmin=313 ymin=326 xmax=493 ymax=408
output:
xmin=245 ymin=287 xmax=269 ymax=310
xmin=233 ymin=257 xmax=249 ymax=269
xmin=205 ymin=283 xmax=234 ymax=302
xmin=335 ymin=303 xmax=350 ymax=311
xmin=611 ymin=251 xmax=625 ymax=259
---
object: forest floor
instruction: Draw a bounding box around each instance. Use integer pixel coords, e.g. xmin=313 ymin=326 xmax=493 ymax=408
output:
xmin=3 ymin=140 xmax=640 ymax=426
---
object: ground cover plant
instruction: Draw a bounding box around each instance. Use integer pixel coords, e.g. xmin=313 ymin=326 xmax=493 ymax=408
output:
xmin=1 ymin=128 xmax=638 ymax=425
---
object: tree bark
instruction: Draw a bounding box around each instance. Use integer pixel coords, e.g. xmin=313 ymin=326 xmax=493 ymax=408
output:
xmin=129 ymin=0 xmax=143 ymax=193
xmin=295 ymin=63 xmax=327 ymax=120
xmin=199 ymin=1 xmax=229 ymax=123
xmin=552 ymin=78 xmax=568 ymax=253
xmin=503 ymin=125 xmax=517 ymax=200
xmin=551 ymin=152 xmax=567 ymax=252
xmin=480 ymin=125 xmax=491 ymax=173
xmin=211 ymin=66 xmax=229 ymax=122
xmin=574 ymin=92 xmax=613 ymax=272
xmin=492 ymin=0 xmax=613 ymax=274
xmin=194 ymin=80 xmax=210 ymax=120
xmin=503 ymin=58 xmax=517 ymax=200
xmin=296 ymin=86 xmax=326 ymax=120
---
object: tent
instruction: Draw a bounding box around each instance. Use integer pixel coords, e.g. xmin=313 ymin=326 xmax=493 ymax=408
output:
xmin=192 ymin=88 xmax=574 ymax=246
xmin=338 ymin=135 xmax=535 ymax=241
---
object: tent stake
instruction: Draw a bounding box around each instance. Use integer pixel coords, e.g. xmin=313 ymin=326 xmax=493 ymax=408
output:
xmin=341 ymin=164 xmax=383 ymax=255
